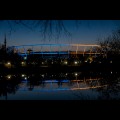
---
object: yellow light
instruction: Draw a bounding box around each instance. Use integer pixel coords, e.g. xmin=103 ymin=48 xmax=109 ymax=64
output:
xmin=22 ymin=74 xmax=25 ymax=77
xmin=5 ymin=62 xmax=11 ymax=68
xmin=110 ymin=61 xmax=112 ymax=63
xmin=75 ymin=73 xmax=78 ymax=76
xmin=64 ymin=61 xmax=68 ymax=64
xmin=74 ymin=61 xmax=78 ymax=64
xmin=42 ymin=74 xmax=44 ymax=77
xmin=21 ymin=62 xmax=24 ymax=64
xmin=7 ymin=75 xmax=11 ymax=79
xmin=24 ymin=57 xmax=27 ymax=60
xmin=21 ymin=61 xmax=26 ymax=66
xmin=7 ymin=62 xmax=11 ymax=65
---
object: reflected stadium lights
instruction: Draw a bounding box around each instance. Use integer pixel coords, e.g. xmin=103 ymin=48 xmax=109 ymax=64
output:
xmin=71 ymin=84 xmax=108 ymax=90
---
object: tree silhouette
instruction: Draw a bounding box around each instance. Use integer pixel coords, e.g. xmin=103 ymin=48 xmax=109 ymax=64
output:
xmin=97 ymin=29 xmax=120 ymax=55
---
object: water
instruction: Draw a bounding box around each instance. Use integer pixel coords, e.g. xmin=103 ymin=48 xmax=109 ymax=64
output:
xmin=0 ymin=71 xmax=120 ymax=100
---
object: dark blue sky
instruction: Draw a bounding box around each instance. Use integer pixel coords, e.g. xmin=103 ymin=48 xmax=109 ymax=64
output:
xmin=0 ymin=20 xmax=120 ymax=46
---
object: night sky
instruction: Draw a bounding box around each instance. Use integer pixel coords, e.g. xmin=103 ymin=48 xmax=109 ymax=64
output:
xmin=0 ymin=20 xmax=120 ymax=47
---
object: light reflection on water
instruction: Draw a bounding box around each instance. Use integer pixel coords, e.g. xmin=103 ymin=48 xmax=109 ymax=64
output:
xmin=0 ymin=71 xmax=120 ymax=100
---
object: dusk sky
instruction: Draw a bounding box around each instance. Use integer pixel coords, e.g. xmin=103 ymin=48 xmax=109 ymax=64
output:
xmin=0 ymin=20 xmax=120 ymax=47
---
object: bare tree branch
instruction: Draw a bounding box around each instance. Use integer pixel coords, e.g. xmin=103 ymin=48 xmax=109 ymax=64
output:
xmin=0 ymin=20 xmax=78 ymax=42
xmin=97 ymin=29 xmax=120 ymax=55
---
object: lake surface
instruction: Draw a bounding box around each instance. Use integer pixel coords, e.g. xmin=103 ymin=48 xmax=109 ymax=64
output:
xmin=0 ymin=71 xmax=120 ymax=100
